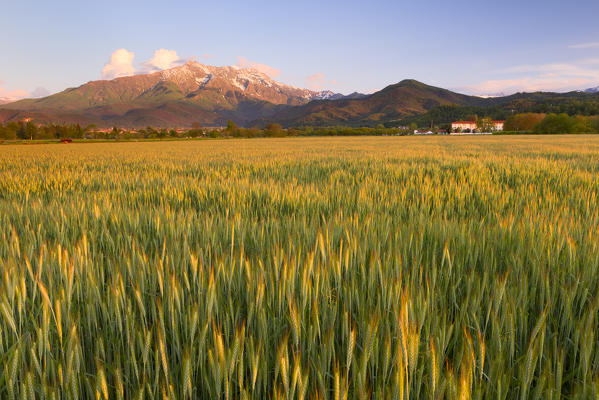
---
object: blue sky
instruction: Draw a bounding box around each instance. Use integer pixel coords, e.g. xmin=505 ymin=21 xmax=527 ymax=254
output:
xmin=1 ymin=0 xmax=598 ymax=99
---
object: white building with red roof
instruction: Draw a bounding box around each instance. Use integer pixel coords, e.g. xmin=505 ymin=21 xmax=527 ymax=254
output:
xmin=451 ymin=121 xmax=477 ymax=131
xmin=492 ymin=121 xmax=504 ymax=131
xmin=451 ymin=120 xmax=504 ymax=133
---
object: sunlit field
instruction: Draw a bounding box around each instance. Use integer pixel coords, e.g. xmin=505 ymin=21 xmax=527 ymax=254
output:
xmin=1 ymin=136 xmax=599 ymax=399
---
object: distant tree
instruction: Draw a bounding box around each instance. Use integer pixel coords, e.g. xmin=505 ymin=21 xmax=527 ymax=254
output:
xmin=0 ymin=124 xmax=7 ymax=140
xmin=144 ymin=126 xmax=157 ymax=138
xmin=244 ymin=127 xmax=261 ymax=138
xmin=16 ymin=122 xmax=28 ymax=139
xmin=84 ymin=124 xmax=97 ymax=138
xmin=189 ymin=129 xmax=201 ymax=138
xmin=477 ymin=117 xmax=494 ymax=132
xmin=71 ymin=123 xmax=84 ymax=139
xmin=535 ymin=114 xmax=594 ymax=133
xmin=35 ymin=125 xmax=50 ymax=139
xmin=264 ymin=123 xmax=283 ymax=137
xmin=287 ymin=128 xmax=298 ymax=136
xmin=533 ymin=114 xmax=575 ymax=134
xmin=504 ymin=113 xmax=546 ymax=131
xmin=226 ymin=120 xmax=238 ymax=131
xmin=2 ymin=123 xmax=18 ymax=140
xmin=25 ymin=122 xmax=38 ymax=139
xmin=590 ymin=116 xmax=599 ymax=133
xmin=571 ymin=116 xmax=594 ymax=133
xmin=52 ymin=125 xmax=63 ymax=139
xmin=225 ymin=120 xmax=240 ymax=137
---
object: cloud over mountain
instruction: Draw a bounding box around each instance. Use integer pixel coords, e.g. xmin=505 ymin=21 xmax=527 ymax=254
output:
xmin=102 ymin=49 xmax=136 ymax=79
xmin=103 ymin=48 xmax=212 ymax=79
xmin=0 ymin=80 xmax=30 ymax=102
xmin=463 ymin=59 xmax=599 ymax=95
xmin=143 ymin=49 xmax=187 ymax=72
xmin=306 ymin=73 xmax=326 ymax=90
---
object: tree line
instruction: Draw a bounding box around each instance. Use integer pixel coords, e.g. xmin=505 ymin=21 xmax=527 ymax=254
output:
xmin=503 ymin=113 xmax=599 ymax=134
xmin=3 ymin=114 xmax=599 ymax=142
xmin=0 ymin=120 xmax=407 ymax=141
xmin=0 ymin=122 xmax=97 ymax=140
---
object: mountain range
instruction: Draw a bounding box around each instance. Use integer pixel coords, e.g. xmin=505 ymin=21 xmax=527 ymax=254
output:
xmin=0 ymin=62 xmax=354 ymax=127
xmin=1 ymin=62 xmax=598 ymax=128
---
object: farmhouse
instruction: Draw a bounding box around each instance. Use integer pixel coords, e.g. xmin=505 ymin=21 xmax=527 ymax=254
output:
xmin=493 ymin=121 xmax=504 ymax=131
xmin=451 ymin=121 xmax=477 ymax=131
xmin=451 ymin=120 xmax=504 ymax=132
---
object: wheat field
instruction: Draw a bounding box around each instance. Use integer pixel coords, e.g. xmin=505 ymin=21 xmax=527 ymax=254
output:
xmin=1 ymin=136 xmax=598 ymax=399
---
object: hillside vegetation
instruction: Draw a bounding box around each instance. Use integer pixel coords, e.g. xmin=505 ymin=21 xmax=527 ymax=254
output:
xmin=255 ymin=80 xmax=486 ymax=127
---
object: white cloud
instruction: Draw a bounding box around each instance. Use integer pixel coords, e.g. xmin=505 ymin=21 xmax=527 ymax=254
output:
xmin=0 ymin=80 xmax=30 ymax=101
xmin=498 ymin=63 xmax=599 ymax=78
xmin=102 ymin=48 xmax=193 ymax=79
xmin=236 ymin=56 xmax=281 ymax=78
xmin=306 ymin=72 xmax=326 ymax=90
xmin=102 ymin=48 xmax=136 ymax=79
xmin=570 ymin=42 xmax=599 ymax=49
xmin=462 ymin=77 xmax=597 ymax=95
xmin=145 ymin=48 xmax=184 ymax=71
xmin=463 ymin=60 xmax=599 ymax=95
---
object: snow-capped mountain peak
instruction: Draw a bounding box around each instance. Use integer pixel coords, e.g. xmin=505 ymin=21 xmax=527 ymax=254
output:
xmin=312 ymin=90 xmax=344 ymax=100
xmin=142 ymin=61 xmax=345 ymax=104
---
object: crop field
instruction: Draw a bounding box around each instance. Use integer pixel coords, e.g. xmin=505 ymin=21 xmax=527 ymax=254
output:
xmin=1 ymin=135 xmax=599 ymax=399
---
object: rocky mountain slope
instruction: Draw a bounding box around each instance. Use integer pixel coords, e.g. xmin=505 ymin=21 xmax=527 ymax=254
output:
xmin=1 ymin=62 xmax=343 ymax=127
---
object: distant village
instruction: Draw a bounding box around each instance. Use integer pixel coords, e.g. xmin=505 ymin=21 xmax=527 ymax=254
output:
xmin=2 ymin=117 xmax=508 ymax=142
